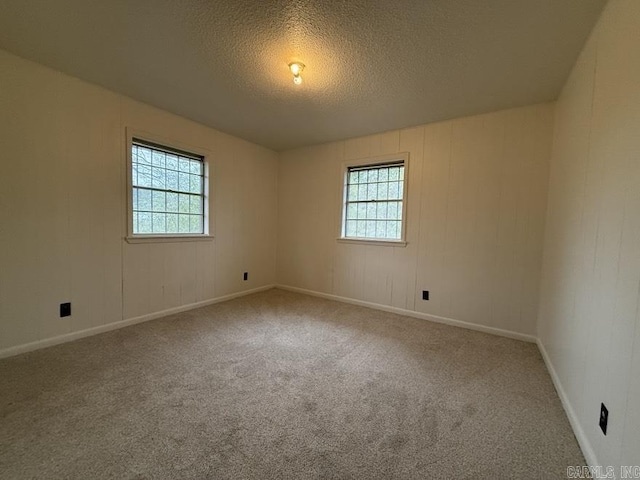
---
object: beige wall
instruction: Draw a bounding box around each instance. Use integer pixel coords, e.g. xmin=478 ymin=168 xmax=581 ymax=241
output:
xmin=0 ymin=49 xmax=278 ymax=354
xmin=537 ymin=0 xmax=640 ymax=469
xmin=278 ymin=103 xmax=554 ymax=336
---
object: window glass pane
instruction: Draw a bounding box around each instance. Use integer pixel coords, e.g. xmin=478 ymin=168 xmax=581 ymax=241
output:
xmin=152 ymin=150 xmax=165 ymax=168
xmin=383 ymin=221 xmax=392 ymax=239
xmin=356 ymin=220 xmax=366 ymax=237
xmin=388 ymin=181 xmax=399 ymax=199
xmin=178 ymin=193 xmax=190 ymax=213
xmin=378 ymin=168 xmax=388 ymax=182
xmin=190 ymin=215 xmax=202 ymax=233
xmin=152 ymin=213 xmax=166 ymax=233
xmin=190 ymin=174 xmax=201 ymax=194
xmin=377 ymin=183 xmax=388 ymax=201
xmin=166 ymin=170 xmax=178 ymax=190
xmin=348 ymin=185 xmax=358 ymax=201
xmin=179 ymin=158 xmax=191 ymax=173
xmin=358 ymin=184 xmax=367 ymax=201
xmin=381 ymin=221 xmax=390 ymax=239
xmin=166 ymin=192 xmax=179 ymax=212
xmin=384 ymin=221 xmax=391 ymax=239
xmin=136 ymin=147 xmax=151 ymax=165
xmin=178 ymin=172 xmax=190 ymax=193
xmin=166 ymin=213 xmax=179 ymax=233
xmin=368 ymin=169 xmax=378 ymax=183
xmin=386 ymin=202 xmax=396 ymax=219
xmin=389 ymin=167 xmax=400 ymax=181
xmin=179 ymin=214 xmax=190 ymax=233
xmin=389 ymin=221 xmax=399 ymax=239
xmin=136 ymin=165 xmax=152 ymax=187
xmin=366 ymin=203 xmax=376 ymax=219
xmin=152 ymin=191 xmax=166 ymax=212
xmin=190 ymin=195 xmax=202 ymax=214
xmin=346 ymin=220 xmax=356 ymax=237
xmin=346 ymin=203 xmax=357 ymax=219
xmin=398 ymin=180 xmax=404 ymax=198
xmin=365 ymin=221 xmax=376 ymax=238
xmin=152 ymin=167 xmax=166 ymax=189
xmin=349 ymin=171 xmax=358 ymax=183
xmin=377 ymin=203 xmax=387 ymax=219
xmin=190 ymin=161 xmax=201 ymax=175
xmin=357 ymin=203 xmax=367 ymax=220
xmin=138 ymin=188 xmax=152 ymax=211
xmin=166 ymin=154 xmax=178 ymax=171
xmin=138 ymin=212 xmax=152 ymax=233
xmin=367 ymin=184 xmax=377 ymax=200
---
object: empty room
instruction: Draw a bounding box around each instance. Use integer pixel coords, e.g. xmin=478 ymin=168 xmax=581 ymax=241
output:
xmin=1 ymin=0 xmax=639 ymax=478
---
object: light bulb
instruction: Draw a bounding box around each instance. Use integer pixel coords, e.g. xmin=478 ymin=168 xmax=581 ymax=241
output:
xmin=288 ymin=62 xmax=305 ymax=85
xmin=289 ymin=62 xmax=304 ymax=76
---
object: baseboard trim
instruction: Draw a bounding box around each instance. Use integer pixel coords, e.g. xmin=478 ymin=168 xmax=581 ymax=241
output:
xmin=536 ymin=338 xmax=599 ymax=468
xmin=276 ymin=284 xmax=537 ymax=343
xmin=0 ymin=284 xmax=275 ymax=359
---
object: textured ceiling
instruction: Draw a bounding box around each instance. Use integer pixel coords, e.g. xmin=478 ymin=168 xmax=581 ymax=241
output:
xmin=0 ymin=0 xmax=606 ymax=151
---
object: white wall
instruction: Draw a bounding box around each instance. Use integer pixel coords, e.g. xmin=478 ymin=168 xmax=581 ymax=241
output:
xmin=537 ymin=0 xmax=640 ymax=470
xmin=278 ymin=103 xmax=554 ymax=336
xmin=0 ymin=49 xmax=278 ymax=354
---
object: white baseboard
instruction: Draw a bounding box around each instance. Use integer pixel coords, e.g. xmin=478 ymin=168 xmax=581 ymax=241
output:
xmin=537 ymin=338 xmax=599 ymax=468
xmin=276 ymin=284 xmax=537 ymax=343
xmin=0 ymin=284 xmax=275 ymax=359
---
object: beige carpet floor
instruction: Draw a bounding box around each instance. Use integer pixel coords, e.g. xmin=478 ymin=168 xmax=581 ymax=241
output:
xmin=0 ymin=288 xmax=583 ymax=479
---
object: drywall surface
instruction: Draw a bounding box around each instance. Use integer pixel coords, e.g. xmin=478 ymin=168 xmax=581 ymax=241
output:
xmin=278 ymin=103 xmax=554 ymax=336
xmin=0 ymin=49 xmax=278 ymax=353
xmin=537 ymin=0 xmax=640 ymax=470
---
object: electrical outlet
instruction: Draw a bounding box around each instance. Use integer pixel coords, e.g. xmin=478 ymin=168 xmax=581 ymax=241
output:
xmin=599 ymin=403 xmax=608 ymax=435
xmin=60 ymin=302 xmax=71 ymax=318
xmin=422 ymin=290 xmax=429 ymax=301
xmin=243 ymin=272 xmax=248 ymax=281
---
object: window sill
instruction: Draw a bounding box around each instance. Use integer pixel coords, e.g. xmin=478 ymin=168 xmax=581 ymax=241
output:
xmin=336 ymin=237 xmax=407 ymax=247
xmin=126 ymin=234 xmax=214 ymax=244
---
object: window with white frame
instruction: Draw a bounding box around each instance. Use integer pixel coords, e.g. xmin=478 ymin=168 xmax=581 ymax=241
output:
xmin=341 ymin=157 xmax=407 ymax=242
xmin=130 ymin=138 xmax=206 ymax=236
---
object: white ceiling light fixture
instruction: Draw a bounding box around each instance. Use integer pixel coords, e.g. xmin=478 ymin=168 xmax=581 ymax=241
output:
xmin=289 ymin=62 xmax=305 ymax=85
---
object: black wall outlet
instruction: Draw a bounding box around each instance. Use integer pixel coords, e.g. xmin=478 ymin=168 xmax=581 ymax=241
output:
xmin=243 ymin=272 xmax=248 ymax=281
xmin=599 ymin=403 xmax=608 ymax=435
xmin=422 ymin=290 xmax=429 ymax=301
xmin=60 ymin=302 xmax=71 ymax=318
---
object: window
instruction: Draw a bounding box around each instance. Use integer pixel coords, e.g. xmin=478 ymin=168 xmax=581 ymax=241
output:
xmin=341 ymin=155 xmax=408 ymax=244
xmin=128 ymin=136 xmax=208 ymax=239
